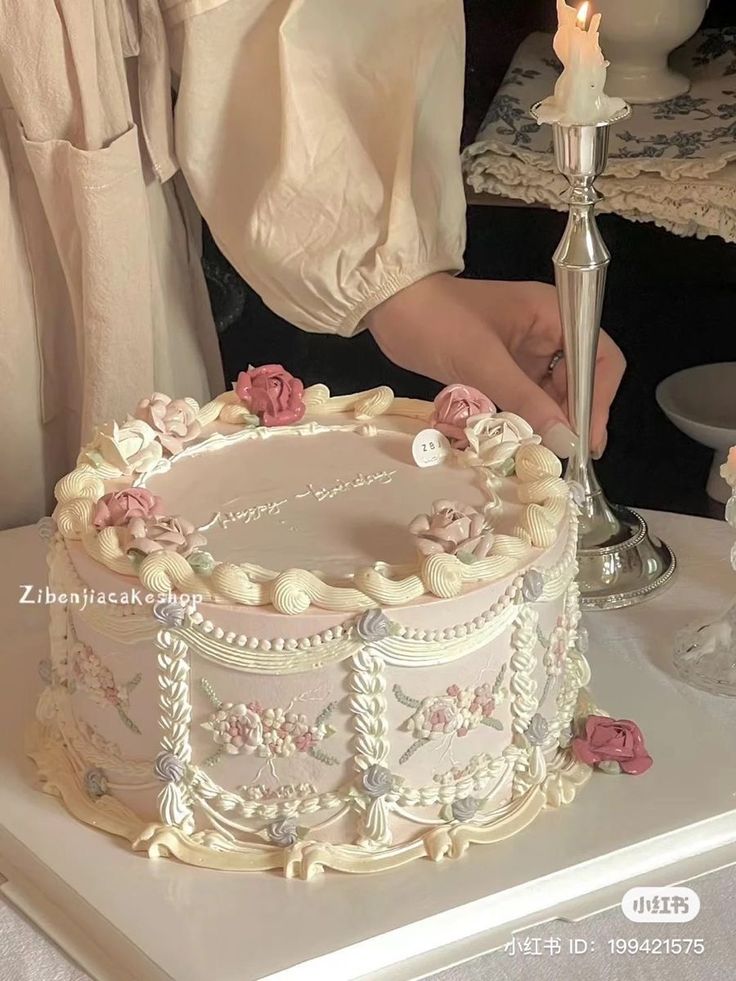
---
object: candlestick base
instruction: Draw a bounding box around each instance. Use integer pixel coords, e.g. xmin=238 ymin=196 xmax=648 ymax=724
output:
xmin=572 ymin=458 xmax=676 ymax=609
xmin=576 ymin=499 xmax=677 ymax=611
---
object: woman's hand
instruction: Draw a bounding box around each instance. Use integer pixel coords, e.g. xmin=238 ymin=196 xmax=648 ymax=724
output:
xmin=366 ymin=273 xmax=625 ymax=457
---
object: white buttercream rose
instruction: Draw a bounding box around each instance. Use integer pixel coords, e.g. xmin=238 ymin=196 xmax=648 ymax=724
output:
xmin=134 ymin=393 xmax=201 ymax=455
xmin=409 ymin=500 xmax=494 ymax=559
xmin=464 ymin=412 xmax=540 ymax=472
xmin=80 ymin=420 xmax=163 ymax=476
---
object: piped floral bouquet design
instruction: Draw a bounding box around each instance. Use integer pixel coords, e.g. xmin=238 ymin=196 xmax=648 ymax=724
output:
xmin=394 ymin=666 xmax=508 ymax=765
xmin=68 ymin=642 xmax=142 ymax=734
xmin=199 ymin=679 xmax=337 ymax=768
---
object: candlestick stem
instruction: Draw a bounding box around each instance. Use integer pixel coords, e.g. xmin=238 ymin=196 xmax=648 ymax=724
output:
xmin=532 ymin=103 xmax=676 ymax=610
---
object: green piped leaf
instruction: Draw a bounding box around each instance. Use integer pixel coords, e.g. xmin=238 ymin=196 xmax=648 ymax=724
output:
xmin=117 ymin=707 xmax=141 ymax=735
xmin=481 ymin=716 xmax=504 ymax=731
xmin=314 ymin=700 xmax=337 ymax=727
xmin=398 ymin=738 xmax=429 ymax=765
xmin=189 ymin=550 xmax=216 ymax=575
xmin=392 ymin=683 xmax=422 ymax=709
xmin=124 ymin=672 xmax=142 ymax=693
xmin=496 ymin=456 xmax=516 ymax=477
xmin=308 ymin=747 xmax=339 ymax=766
xmin=127 ymin=551 xmax=144 ymax=571
xmin=456 ymin=550 xmax=477 ymax=565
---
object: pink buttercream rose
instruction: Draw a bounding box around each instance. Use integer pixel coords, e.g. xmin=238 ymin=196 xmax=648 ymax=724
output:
xmin=571 ymin=715 xmax=652 ymax=775
xmin=235 ymin=364 xmax=306 ymax=427
xmin=409 ymin=499 xmax=494 ymax=559
xmin=430 ymin=384 xmax=495 ymax=449
xmin=93 ymin=489 xmax=163 ymax=530
xmin=134 ymin=393 xmax=201 ymax=455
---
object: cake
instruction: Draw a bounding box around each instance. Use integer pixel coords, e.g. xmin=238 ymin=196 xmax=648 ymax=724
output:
xmin=31 ymin=366 xmax=650 ymax=879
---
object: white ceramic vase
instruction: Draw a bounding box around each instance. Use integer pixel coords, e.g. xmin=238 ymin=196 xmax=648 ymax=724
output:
xmin=656 ymin=363 xmax=736 ymax=504
xmin=595 ymin=0 xmax=710 ymax=105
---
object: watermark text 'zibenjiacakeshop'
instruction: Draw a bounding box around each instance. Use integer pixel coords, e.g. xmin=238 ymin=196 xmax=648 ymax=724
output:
xmin=19 ymin=585 xmax=201 ymax=613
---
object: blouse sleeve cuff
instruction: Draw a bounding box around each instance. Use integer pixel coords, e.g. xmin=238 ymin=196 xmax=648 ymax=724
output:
xmin=339 ymin=257 xmax=464 ymax=337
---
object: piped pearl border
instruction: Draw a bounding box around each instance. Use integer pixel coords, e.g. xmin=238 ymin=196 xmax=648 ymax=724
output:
xmin=62 ymin=501 xmax=577 ymax=674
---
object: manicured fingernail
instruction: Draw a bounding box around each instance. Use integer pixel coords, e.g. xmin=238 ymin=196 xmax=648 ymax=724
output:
xmin=541 ymin=423 xmax=578 ymax=459
xmin=592 ymin=433 xmax=608 ymax=460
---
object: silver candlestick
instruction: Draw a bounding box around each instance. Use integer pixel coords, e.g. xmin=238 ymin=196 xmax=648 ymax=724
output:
xmin=531 ymin=102 xmax=676 ymax=611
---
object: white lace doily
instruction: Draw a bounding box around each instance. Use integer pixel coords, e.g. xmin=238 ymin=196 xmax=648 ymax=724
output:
xmin=463 ymin=29 xmax=736 ymax=242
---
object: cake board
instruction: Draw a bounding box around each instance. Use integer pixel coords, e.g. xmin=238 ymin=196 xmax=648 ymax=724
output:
xmin=2 ymin=513 xmax=736 ymax=981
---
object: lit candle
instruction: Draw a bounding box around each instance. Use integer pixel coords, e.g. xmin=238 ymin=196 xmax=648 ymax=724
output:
xmin=536 ymin=1 xmax=626 ymax=126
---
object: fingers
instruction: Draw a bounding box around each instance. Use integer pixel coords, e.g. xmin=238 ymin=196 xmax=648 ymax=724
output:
xmin=541 ymin=331 xmax=625 ymax=457
xmin=519 ymin=286 xmax=626 ymax=457
xmin=366 ymin=274 xmax=626 ymax=462
xmin=453 ymin=330 xmax=572 ymax=444
xmin=591 ymin=332 xmax=626 ymax=453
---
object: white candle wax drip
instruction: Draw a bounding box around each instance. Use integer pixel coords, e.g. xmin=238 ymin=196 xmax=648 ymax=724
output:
xmin=536 ymin=0 xmax=627 ymax=126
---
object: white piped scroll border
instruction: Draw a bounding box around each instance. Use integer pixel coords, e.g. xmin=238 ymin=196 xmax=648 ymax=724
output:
xmin=27 ymin=715 xmax=592 ymax=879
xmin=53 ymin=383 xmax=574 ymax=613
xmin=56 ymin=500 xmax=578 ymax=676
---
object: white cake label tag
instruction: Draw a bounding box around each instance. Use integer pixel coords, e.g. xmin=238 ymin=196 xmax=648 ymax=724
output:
xmin=412 ymin=429 xmax=451 ymax=468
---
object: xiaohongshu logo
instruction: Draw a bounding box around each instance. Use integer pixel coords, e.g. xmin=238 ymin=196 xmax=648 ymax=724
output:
xmin=622 ymin=886 xmax=700 ymax=923
xmin=19 ymin=584 xmax=202 ymax=612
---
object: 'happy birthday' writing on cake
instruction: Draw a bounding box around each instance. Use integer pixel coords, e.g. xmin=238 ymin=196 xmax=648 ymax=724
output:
xmin=212 ymin=469 xmax=396 ymax=530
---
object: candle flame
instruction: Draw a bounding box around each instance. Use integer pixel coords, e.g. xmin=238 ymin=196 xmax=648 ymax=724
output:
xmin=576 ymin=2 xmax=590 ymax=29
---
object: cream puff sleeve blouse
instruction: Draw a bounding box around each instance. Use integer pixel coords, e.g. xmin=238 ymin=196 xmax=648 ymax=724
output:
xmin=165 ymin=0 xmax=467 ymax=335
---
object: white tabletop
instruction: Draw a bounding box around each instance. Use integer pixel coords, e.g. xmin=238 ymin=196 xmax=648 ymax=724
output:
xmin=2 ymin=511 xmax=736 ymax=981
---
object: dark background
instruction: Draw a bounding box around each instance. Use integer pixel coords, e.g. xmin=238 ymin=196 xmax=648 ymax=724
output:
xmin=206 ymin=0 xmax=736 ymax=518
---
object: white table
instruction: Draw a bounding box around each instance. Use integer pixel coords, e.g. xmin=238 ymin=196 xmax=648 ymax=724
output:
xmin=2 ymin=512 xmax=736 ymax=981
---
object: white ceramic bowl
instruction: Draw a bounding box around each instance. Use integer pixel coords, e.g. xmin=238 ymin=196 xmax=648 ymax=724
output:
xmin=596 ymin=0 xmax=709 ymax=105
xmin=656 ymin=362 xmax=736 ymax=503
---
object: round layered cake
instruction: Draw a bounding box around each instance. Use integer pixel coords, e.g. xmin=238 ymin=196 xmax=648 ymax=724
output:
xmin=32 ymin=370 xmax=595 ymax=878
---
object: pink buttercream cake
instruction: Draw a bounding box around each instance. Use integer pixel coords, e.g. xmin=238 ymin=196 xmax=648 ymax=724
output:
xmin=32 ymin=369 xmax=599 ymax=878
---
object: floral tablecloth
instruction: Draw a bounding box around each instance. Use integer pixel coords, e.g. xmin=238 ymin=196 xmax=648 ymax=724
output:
xmin=463 ymin=29 xmax=736 ymax=242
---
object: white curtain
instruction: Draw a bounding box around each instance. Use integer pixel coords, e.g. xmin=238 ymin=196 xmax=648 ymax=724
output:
xmin=0 ymin=0 xmax=467 ymax=529
xmin=0 ymin=0 xmax=223 ymax=529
